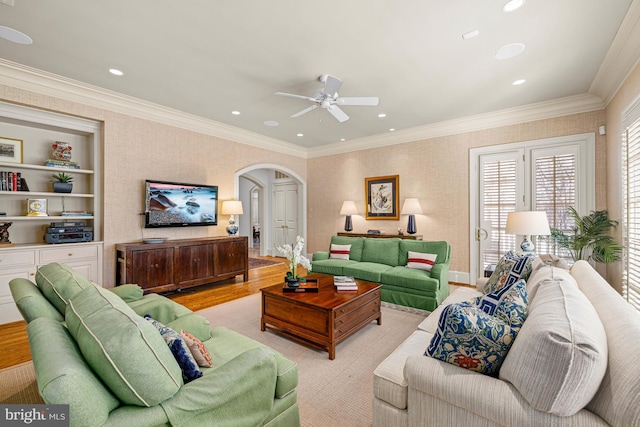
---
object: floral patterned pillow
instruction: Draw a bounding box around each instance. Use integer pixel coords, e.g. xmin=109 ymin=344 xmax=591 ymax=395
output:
xmin=425 ymin=278 xmax=529 ymax=376
xmin=483 ymin=250 xmax=534 ymax=294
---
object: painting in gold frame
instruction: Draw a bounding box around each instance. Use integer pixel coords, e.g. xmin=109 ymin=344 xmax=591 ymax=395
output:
xmin=365 ymin=175 xmax=399 ymax=220
xmin=0 ymin=137 xmax=23 ymax=164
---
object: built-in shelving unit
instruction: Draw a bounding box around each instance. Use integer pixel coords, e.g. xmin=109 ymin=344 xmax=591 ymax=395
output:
xmin=0 ymin=101 xmax=103 ymax=324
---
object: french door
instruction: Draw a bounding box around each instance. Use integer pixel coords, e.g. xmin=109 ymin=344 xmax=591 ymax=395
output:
xmin=470 ymin=134 xmax=595 ymax=283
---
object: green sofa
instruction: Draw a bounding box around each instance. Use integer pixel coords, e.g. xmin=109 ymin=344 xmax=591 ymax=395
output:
xmin=311 ymin=236 xmax=451 ymax=311
xmin=9 ymin=262 xmax=300 ymax=427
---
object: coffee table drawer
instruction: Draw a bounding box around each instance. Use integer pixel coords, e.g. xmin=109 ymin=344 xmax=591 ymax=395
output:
xmin=334 ymin=297 xmax=380 ymax=339
xmin=264 ymin=295 xmax=329 ymax=334
xmin=334 ymin=289 xmax=380 ymax=321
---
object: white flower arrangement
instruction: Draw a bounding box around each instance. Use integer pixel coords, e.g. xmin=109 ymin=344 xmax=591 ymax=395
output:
xmin=277 ymin=235 xmax=312 ymax=279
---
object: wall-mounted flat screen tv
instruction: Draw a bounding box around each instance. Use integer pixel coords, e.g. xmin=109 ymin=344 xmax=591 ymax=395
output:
xmin=144 ymin=179 xmax=218 ymax=228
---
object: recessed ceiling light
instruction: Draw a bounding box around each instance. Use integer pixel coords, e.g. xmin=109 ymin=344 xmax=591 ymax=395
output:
xmin=340 ymin=138 xmax=346 ymax=142
xmin=297 ymin=133 xmax=304 ymax=137
xmin=231 ymin=110 xmax=240 ymax=115
xmin=512 ymin=79 xmax=526 ymax=86
xmin=264 ymin=120 xmax=279 ymax=127
xmin=389 ymin=128 xmax=396 ymax=132
xmin=495 ymin=43 xmax=525 ymax=59
xmin=462 ymin=29 xmax=480 ymax=40
xmin=108 ymin=68 xmax=124 ymax=76
xmin=378 ymin=113 xmax=387 ymax=118
xmin=503 ymin=0 xmax=525 ymax=12
xmin=0 ymin=25 xmax=32 ymax=44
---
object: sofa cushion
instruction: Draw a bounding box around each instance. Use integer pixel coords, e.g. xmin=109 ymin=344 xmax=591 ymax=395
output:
xmin=525 ymin=259 xmax=575 ymax=302
xmin=145 ymin=315 xmax=203 ymax=383
xmin=380 ymin=267 xmax=439 ymax=292
xmin=35 ymin=262 xmax=93 ymax=314
xmin=65 ymin=285 xmax=183 ymax=407
xmin=181 ymin=330 xmax=213 ymax=367
xmin=374 ymin=329 xmax=432 ymax=410
xmin=418 ymin=286 xmax=481 ymax=333
xmin=499 ymin=273 xmax=608 ymax=416
xmin=343 ymin=262 xmax=394 ymax=283
xmin=406 ymin=251 xmax=437 ymax=271
xmin=330 ymin=243 xmax=351 ymax=260
xmin=398 ymin=240 xmax=450 ymax=266
xmin=425 ymin=301 xmax=519 ymax=376
xmin=329 ymin=236 xmax=365 ymax=261
xmin=310 ymin=258 xmax=358 ymax=276
xmin=483 ymin=250 xmax=534 ymax=294
xmin=362 ymin=238 xmax=400 ymax=266
xmin=476 ymin=278 xmax=528 ymax=329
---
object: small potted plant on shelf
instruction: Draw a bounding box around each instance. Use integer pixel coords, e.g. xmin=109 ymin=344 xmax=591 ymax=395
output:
xmin=52 ymin=172 xmax=73 ymax=193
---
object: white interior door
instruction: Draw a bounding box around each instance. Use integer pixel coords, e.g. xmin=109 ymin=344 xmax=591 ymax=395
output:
xmin=273 ymin=183 xmax=298 ymax=250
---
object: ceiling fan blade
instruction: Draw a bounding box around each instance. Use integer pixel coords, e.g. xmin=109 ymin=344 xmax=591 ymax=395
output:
xmin=291 ymin=104 xmax=319 ymax=118
xmin=322 ymin=75 xmax=343 ymax=98
xmin=274 ymin=92 xmax=317 ymax=102
xmin=336 ymin=96 xmax=379 ymax=106
xmin=327 ymin=105 xmax=349 ymax=123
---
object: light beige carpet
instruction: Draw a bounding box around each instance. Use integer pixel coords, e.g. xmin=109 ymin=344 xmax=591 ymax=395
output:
xmin=0 ymin=294 xmax=427 ymax=426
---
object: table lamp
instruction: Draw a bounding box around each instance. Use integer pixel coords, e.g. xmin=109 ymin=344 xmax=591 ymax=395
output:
xmin=401 ymin=198 xmax=423 ymax=235
xmin=505 ymin=211 xmax=551 ymax=254
xmin=221 ymin=200 xmax=243 ymax=236
xmin=340 ymin=201 xmax=358 ymax=232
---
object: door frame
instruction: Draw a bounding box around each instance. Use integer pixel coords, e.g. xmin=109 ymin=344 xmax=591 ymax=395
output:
xmin=469 ymin=133 xmax=595 ymax=284
xmin=235 ymin=164 xmax=307 ymax=257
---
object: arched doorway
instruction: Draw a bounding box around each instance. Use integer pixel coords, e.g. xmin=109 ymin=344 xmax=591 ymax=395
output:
xmin=234 ymin=164 xmax=306 ymax=257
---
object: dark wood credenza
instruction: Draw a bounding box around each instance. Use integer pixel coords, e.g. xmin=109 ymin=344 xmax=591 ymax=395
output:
xmin=116 ymin=236 xmax=248 ymax=294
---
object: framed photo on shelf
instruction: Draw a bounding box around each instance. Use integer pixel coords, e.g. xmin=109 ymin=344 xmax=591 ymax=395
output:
xmin=0 ymin=137 xmax=23 ymax=164
xmin=365 ymin=175 xmax=399 ymax=220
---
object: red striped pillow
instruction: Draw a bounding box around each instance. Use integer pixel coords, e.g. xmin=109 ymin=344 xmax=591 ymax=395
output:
xmin=330 ymin=244 xmax=351 ymax=260
xmin=407 ymin=251 xmax=437 ymax=271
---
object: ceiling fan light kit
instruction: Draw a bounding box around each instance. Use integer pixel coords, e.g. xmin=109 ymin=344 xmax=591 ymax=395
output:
xmin=275 ymin=74 xmax=379 ymax=123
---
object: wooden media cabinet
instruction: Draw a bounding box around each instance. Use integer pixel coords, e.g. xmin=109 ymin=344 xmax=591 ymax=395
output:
xmin=116 ymin=236 xmax=248 ymax=294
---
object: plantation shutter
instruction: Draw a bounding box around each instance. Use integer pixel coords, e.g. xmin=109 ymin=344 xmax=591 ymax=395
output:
xmin=532 ymin=147 xmax=579 ymax=260
xmin=622 ymin=100 xmax=640 ymax=310
xmin=480 ymin=155 xmax=518 ymax=268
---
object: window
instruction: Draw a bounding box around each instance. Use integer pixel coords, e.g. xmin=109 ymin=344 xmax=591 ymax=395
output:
xmin=622 ymin=99 xmax=640 ymax=310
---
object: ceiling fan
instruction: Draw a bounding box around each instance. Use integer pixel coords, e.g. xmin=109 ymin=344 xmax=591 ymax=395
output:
xmin=274 ymin=74 xmax=379 ymax=123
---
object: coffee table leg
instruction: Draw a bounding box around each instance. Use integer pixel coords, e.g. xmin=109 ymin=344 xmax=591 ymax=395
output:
xmin=329 ymin=344 xmax=336 ymax=360
xmin=261 ymin=319 xmax=266 ymax=332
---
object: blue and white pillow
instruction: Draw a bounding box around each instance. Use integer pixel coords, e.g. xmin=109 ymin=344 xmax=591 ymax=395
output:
xmin=483 ymin=250 xmax=534 ymax=294
xmin=145 ymin=315 xmax=203 ymax=383
xmin=425 ymin=278 xmax=529 ymax=376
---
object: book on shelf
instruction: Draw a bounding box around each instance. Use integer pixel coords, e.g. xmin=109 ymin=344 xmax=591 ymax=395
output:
xmin=0 ymin=171 xmax=24 ymax=191
xmin=334 ymin=276 xmax=356 ymax=284
xmin=45 ymin=159 xmax=80 ymax=169
xmin=61 ymin=211 xmax=92 ymax=216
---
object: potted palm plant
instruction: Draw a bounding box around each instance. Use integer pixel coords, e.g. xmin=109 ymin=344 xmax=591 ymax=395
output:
xmin=549 ymin=206 xmax=622 ymax=263
xmin=52 ymin=172 xmax=73 ymax=193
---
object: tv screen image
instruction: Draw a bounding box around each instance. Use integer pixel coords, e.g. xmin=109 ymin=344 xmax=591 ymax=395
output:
xmin=145 ymin=180 xmax=218 ymax=228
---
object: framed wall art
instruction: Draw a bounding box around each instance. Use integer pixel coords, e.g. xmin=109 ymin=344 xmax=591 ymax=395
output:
xmin=365 ymin=175 xmax=399 ymax=220
xmin=0 ymin=137 xmax=23 ymax=164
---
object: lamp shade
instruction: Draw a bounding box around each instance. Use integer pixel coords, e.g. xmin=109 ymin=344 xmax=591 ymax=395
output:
xmin=221 ymin=200 xmax=244 ymax=215
xmin=401 ymin=198 xmax=423 ymax=215
xmin=340 ymin=201 xmax=358 ymax=216
xmin=505 ymin=211 xmax=550 ymax=236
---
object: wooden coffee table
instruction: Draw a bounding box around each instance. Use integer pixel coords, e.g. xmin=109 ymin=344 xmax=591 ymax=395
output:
xmin=260 ymin=273 xmax=381 ymax=359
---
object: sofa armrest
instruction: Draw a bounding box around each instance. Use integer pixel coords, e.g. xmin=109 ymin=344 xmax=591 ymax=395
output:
xmin=9 ymin=278 xmax=64 ymax=323
xmin=404 ymin=355 xmax=602 ymax=426
xmin=161 ymin=347 xmax=280 ymax=427
xmin=313 ymin=251 xmax=329 ymax=261
xmin=430 ymin=263 xmax=449 ymax=288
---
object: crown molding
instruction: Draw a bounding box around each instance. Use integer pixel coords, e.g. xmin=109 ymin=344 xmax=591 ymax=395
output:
xmin=590 ymin=0 xmax=640 ymax=105
xmin=0 ymin=59 xmax=308 ymax=159
xmin=0 ymin=59 xmax=606 ymax=161
xmin=307 ymin=93 xmax=605 ymax=158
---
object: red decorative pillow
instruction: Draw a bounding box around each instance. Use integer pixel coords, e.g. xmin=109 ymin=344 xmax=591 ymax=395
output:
xmin=330 ymin=244 xmax=351 ymax=260
xmin=181 ymin=330 xmax=213 ymax=368
xmin=406 ymin=251 xmax=437 ymax=271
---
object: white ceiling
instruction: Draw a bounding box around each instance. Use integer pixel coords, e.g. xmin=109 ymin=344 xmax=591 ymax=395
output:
xmin=0 ymin=1 xmax=638 ymax=152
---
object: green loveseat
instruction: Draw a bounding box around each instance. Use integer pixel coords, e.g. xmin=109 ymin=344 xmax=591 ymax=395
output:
xmin=311 ymin=236 xmax=451 ymax=311
xmin=9 ymin=262 xmax=300 ymax=427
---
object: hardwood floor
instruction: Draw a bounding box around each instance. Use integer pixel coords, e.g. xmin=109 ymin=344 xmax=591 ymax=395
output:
xmin=0 ymin=256 xmax=292 ymax=370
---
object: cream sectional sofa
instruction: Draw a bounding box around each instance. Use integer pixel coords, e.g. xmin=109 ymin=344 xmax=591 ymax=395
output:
xmin=372 ymin=259 xmax=640 ymax=426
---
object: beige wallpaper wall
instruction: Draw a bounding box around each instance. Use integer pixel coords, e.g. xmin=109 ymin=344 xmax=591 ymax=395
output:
xmin=307 ymin=110 xmax=607 ymax=278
